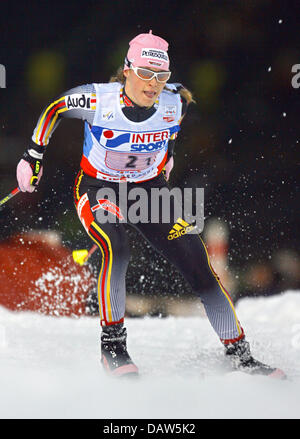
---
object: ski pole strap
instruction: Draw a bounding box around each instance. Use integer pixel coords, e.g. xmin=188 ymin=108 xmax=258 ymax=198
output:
xmin=30 ymin=159 xmax=42 ymax=186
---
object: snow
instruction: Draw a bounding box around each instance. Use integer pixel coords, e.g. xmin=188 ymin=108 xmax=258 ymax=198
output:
xmin=0 ymin=290 xmax=300 ymax=419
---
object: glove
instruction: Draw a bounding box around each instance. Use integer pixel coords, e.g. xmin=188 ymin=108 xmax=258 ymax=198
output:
xmin=163 ymin=156 xmax=174 ymax=181
xmin=16 ymin=150 xmax=43 ymax=193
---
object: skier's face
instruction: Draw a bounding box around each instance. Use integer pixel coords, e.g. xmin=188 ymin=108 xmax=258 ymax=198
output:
xmin=123 ymin=67 xmax=166 ymax=107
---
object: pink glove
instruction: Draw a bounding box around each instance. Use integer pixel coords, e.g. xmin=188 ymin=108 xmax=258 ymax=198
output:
xmin=164 ymin=156 xmax=174 ymax=181
xmin=16 ymin=159 xmax=43 ymax=193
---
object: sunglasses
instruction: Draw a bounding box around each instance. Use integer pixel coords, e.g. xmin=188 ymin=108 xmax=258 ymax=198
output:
xmin=131 ymin=66 xmax=171 ymax=83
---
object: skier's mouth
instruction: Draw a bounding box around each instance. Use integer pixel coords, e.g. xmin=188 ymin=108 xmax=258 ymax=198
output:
xmin=144 ymin=91 xmax=156 ymax=99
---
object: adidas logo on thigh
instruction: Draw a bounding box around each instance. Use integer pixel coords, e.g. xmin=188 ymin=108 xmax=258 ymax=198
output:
xmin=167 ymin=218 xmax=195 ymax=240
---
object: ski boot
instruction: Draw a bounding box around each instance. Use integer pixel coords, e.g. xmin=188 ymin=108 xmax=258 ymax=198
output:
xmin=101 ymin=323 xmax=139 ymax=378
xmin=224 ymin=336 xmax=286 ymax=379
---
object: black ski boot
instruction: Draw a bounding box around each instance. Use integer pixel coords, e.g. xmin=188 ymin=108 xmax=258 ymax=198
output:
xmin=224 ymin=337 xmax=286 ymax=379
xmin=101 ymin=324 xmax=139 ymax=377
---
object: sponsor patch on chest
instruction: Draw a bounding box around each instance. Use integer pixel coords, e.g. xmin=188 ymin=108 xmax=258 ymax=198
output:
xmin=163 ymin=105 xmax=177 ymax=122
xmin=101 ymin=108 xmax=115 ymax=120
xmin=92 ymin=127 xmax=171 ymax=152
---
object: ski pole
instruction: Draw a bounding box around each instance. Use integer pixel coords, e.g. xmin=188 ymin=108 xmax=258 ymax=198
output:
xmin=72 ymin=244 xmax=98 ymax=266
xmin=0 ymin=187 xmax=20 ymax=211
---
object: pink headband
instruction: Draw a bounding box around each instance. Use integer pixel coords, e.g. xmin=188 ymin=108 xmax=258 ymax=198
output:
xmin=124 ymin=30 xmax=170 ymax=71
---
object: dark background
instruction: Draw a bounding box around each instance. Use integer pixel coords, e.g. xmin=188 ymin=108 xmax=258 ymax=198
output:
xmin=0 ymin=0 xmax=299 ymax=303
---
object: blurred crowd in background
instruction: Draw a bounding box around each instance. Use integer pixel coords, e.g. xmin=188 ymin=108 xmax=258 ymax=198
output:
xmin=0 ymin=0 xmax=299 ymax=307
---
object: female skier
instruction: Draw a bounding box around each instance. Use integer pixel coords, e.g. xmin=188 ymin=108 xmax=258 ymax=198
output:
xmin=16 ymin=31 xmax=285 ymax=379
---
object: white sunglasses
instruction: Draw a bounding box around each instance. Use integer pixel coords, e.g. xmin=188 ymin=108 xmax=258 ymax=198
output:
xmin=130 ymin=66 xmax=171 ymax=83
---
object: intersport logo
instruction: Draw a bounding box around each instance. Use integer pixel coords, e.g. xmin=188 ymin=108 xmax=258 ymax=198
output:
xmin=93 ymin=127 xmax=174 ymax=152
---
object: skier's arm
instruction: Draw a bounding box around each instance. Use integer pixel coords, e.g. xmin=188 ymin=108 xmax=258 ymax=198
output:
xmin=17 ymin=84 xmax=97 ymax=192
xmin=31 ymin=83 xmax=96 ymax=149
xmin=164 ymin=86 xmax=190 ymax=181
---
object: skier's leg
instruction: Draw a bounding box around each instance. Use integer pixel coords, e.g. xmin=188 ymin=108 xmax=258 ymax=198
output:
xmin=137 ymin=220 xmax=285 ymax=377
xmin=87 ymin=220 xmax=129 ymax=327
xmin=131 ymin=177 xmax=285 ymax=378
xmin=73 ymin=171 xmax=138 ymax=376
xmin=137 ymin=218 xmax=243 ymax=343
